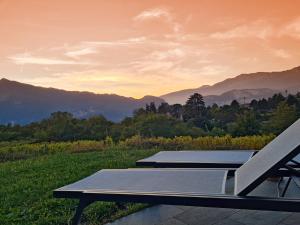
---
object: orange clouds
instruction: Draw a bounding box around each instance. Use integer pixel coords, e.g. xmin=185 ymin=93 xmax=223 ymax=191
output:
xmin=1 ymin=0 xmax=300 ymax=97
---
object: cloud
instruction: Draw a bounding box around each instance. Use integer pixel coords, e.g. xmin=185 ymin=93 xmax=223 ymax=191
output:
xmin=197 ymin=59 xmax=212 ymax=64
xmin=198 ymin=65 xmax=229 ymax=75
xmin=82 ymin=36 xmax=147 ymax=47
xmin=210 ymin=17 xmax=300 ymax=40
xmin=280 ymin=17 xmax=300 ymax=39
xmin=8 ymin=53 xmax=94 ymax=65
xmin=149 ymin=48 xmax=186 ymax=60
xmin=211 ymin=20 xmax=273 ymax=39
xmin=125 ymin=46 xmax=192 ymax=74
xmin=134 ymin=8 xmax=171 ymax=21
xmin=130 ymin=60 xmax=175 ymax=73
xmin=134 ymin=8 xmax=182 ymax=33
xmin=64 ymin=47 xmax=98 ymax=58
xmin=272 ymin=49 xmax=291 ymax=59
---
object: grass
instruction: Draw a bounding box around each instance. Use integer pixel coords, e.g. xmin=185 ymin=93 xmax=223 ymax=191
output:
xmin=0 ymin=135 xmax=275 ymax=224
xmin=0 ymin=141 xmax=107 ymax=162
xmin=0 ymin=149 xmax=158 ymax=225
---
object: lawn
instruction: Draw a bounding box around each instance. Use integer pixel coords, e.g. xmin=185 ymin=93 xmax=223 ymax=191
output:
xmin=0 ymin=135 xmax=273 ymax=225
xmin=0 ymin=149 xmax=158 ymax=225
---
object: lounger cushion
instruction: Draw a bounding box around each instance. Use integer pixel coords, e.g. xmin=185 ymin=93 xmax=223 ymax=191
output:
xmin=55 ymin=169 xmax=227 ymax=198
xmin=137 ymin=150 xmax=255 ymax=167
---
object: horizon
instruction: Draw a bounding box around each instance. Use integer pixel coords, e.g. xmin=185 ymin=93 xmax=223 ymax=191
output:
xmin=1 ymin=0 xmax=300 ymax=97
xmin=1 ymin=64 xmax=299 ymax=98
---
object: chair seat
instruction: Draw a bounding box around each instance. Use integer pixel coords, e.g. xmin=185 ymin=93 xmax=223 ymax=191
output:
xmin=54 ymin=169 xmax=228 ymax=198
xmin=136 ymin=150 xmax=255 ymax=167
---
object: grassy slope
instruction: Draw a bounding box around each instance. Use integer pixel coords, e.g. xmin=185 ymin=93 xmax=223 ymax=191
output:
xmin=0 ymin=149 xmax=158 ymax=225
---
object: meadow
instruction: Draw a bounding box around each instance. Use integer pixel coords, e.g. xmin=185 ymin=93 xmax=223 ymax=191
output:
xmin=0 ymin=149 xmax=158 ymax=225
xmin=0 ymin=135 xmax=275 ymax=225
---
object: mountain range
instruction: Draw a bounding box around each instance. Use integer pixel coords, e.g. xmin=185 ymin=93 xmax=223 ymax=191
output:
xmin=1 ymin=65 xmax=300 ymax=124
xmin=0 ymin=79 xmax=164 ymax=124
xmin=161 ymin=66 xmax=300 ymax=104
xmin=203 ymin=88 xmax=279 ymax=106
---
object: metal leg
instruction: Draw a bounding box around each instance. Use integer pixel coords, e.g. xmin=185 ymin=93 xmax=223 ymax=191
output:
xmin=284 ymin=165 xmax=300 ymax=176
xmin=71 ymin=199 xmax=93 ymax=225
xmin=290 ymin=159 xmax=300 ymax=167
xmin=281 ymin=177 xmax=292 ymax=197
xmin=277 ymin=177 xmax=283 ymax=197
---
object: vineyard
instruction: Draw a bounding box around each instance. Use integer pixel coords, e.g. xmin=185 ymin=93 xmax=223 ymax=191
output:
xmin=0 ymin=135 xmax=275 ymax=162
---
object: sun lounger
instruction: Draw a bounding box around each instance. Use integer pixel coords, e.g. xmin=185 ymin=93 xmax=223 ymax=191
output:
xmin=137 ymin=150 xmax=300 ymax=168
xmin=54 ymin=119 xmax=300 ymax=225
xmin=136 ymin=150 xmax=256 ymax=168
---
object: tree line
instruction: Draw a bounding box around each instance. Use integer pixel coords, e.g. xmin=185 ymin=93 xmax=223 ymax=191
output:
xmin=0 ymin=92 xmax=299 ymax=142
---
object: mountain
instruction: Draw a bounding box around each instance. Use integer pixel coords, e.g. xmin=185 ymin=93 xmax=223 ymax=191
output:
xmin=203 ymin=88 xmax=278 ymax=106
xmin=0 ymin=79 xmax=164 ymax=124
xmin=161 ymin=66 xmax=300 ymax=104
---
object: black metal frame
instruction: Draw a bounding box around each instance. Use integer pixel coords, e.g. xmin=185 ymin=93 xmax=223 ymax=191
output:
xmin=277 ymin=159 xmax=300 ymax=197
xmin=140 ymin=162 xmax=248 ymax=168
xmin=54 ymin=190 xmax=300 ymax=225
xmin=71 ymin=198 xmax=94 ymax=225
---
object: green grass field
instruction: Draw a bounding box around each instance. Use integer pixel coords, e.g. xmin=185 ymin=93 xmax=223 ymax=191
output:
xmin=0 ymin=135 xmax=273 ymax=225
xmin=0 ymin=149 xmax=158 ymax=225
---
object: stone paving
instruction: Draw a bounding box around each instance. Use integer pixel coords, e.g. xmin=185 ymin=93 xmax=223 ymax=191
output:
xmin=106 ymin=205 xmax=300 ymax=225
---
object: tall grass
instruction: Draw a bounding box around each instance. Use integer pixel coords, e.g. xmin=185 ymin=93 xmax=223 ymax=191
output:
xmin=0 ymin=140 xmax=106 ymax=162
xmin=0 ymin=135 xmax=275 ymax=162
xmin=119 ymin=134 xmax=275 ymax=151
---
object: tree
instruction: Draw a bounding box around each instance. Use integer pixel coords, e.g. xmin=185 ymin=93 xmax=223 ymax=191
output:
xmin=286 ymin=94 xmax=298 ymax=106
xmin=183 ymin=93 xmax=208 ymax=130
xmin=83 ymin=115 xmax=113 ymax=140
xmin=266 ymin=102 xmax=298 ymax=134
xmin=42 ymin=112 xmax=77 ymax=141
xmin=183 ymin=93 xmax=205 ymax=120
xmin=133 ymin=108 xmax=147 ymax=117
xmin=170 ymin=104 xmax=183 ymax=119
xmin=157 ymin=102 xmax=170 ymax=114
xmin=230 ymin=100 xmax=240 ymax=110
xmin=133 ymin=114 xmax=204 ymax=138
xmin=269 ymin=93 xmax=285 ymax=108
xmin=228 ymin=111 xmax=260 ymax=136
xmin=146 ymin=102 xmax=157 ymax=113
xmin=257 ymin=98 xmax=269 ymax=111
xmin=209 ymin=127 xmax=226 ymax=136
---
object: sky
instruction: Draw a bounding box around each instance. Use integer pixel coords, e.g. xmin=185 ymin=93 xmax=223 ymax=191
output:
xmin=1 ymin=0 xmax=300 ymax=98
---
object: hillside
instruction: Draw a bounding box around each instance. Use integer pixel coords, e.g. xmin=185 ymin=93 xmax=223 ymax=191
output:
xmin=204 ymin=88 xmax=279 ymax=106
xmin=0 ymin=79 xmax=164 ymax=124
xmin=161 ymin=66 xmax=300 ymax=104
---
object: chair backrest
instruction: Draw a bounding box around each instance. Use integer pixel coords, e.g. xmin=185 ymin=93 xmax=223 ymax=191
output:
xmin=235 ymin=119 xmax=300 ymax=196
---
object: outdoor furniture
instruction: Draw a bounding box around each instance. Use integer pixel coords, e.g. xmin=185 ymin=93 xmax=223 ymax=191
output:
xmin=136 ymin=150 xmax=256 ymax=168
xmin=54 ymin=119 xmax=300 ymax=225
xmin=136 ymin=150 xmax=300 ymax=168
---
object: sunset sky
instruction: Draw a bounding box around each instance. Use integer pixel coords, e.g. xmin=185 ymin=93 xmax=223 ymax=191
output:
xmin=1 ymin=0 xmax=300 ymax=98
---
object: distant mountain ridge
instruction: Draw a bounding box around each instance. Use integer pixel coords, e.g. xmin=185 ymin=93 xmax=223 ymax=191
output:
xmin=203 ymin=88 xmax=279 ymax=106
xmin=2 ymin=65 xmax=300 ymax=124
xmin=0 ymin=78 xmax=164 ymax=124
xmin=161 ymin=66 xmax=300 ymax=104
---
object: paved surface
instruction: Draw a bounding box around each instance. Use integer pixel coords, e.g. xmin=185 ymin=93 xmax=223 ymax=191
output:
xmin=106 ymin=205 xmax=300 ymax=225
xmin=105 ymin=177 xmax=300 ymax=225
